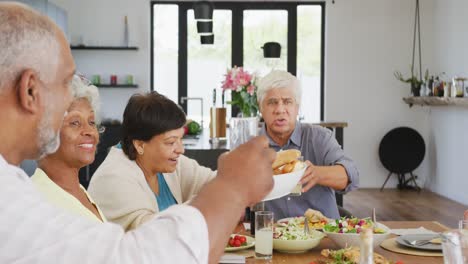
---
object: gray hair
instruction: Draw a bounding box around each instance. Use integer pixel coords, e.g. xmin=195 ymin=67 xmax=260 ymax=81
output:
xmin=257 ymin=70 xmax=302 ymax=107
xmin=71 ymin=75 xmax=101 ymax=124
xmin=0 ymin=2 xmax=60 ymax=91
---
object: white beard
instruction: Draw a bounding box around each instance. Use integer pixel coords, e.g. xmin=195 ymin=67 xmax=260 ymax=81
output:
xmin=36 ymin=103 xmax=61 ymax=159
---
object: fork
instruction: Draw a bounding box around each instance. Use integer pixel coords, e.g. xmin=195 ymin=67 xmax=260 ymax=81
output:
xmin=304 ymin=218 xmax=310 ymax=236
xmin=404 ymin=238 xmax=432 ymax=247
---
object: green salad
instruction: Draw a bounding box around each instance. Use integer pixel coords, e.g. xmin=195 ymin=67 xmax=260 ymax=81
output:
xmin=274 ymin=217 xmax=323 ymax=240
xmin=323 ymin=217 xmax=386 ymax=234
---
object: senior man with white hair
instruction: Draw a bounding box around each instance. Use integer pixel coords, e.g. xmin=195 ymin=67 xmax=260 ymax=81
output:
xmin=257 ymin=70 xmax=359 ymax=219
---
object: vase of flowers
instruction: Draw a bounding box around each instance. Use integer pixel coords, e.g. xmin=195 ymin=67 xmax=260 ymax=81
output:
xmin=221 ymin=66 xmax=259 ymax=149
xmin=221 ymin=66 xmax=259 ymax=117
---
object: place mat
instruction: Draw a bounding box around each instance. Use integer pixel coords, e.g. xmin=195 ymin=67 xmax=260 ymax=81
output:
xmin=380 ymin=237 xmax=443 ymax=257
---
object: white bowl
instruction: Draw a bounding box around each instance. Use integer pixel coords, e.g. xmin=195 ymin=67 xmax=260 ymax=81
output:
xmin=323 ymin=222 xmax=391 ymax=248
xmin=273 ymin=230 xmax=324 ymax=253
xmin=262 ymin=166 xmax=306 ymax=201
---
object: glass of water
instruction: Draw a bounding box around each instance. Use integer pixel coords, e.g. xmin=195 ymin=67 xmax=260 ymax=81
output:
xmin=255 ymin=211 xmax=274 ymax=260
xmin=442 ymin=230 xmax=468 ymax=264
xmin=459 ymin=220 xmax=468 ymax=231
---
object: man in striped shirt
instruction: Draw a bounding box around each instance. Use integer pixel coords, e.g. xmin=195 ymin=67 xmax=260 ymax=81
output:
xmin=0 ymin=2 xmax=275 ymax=263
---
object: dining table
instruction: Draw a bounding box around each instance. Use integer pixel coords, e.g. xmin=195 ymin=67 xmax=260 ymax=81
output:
xmin=231 ymin=221 xmax=450 ymax=264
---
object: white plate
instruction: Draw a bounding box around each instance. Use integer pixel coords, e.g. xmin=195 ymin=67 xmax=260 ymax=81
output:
xmin=262 ymin=166 xmax=306 ymax=201
xmin=224 ymin=235 xmax=255 ymax=252
xmin=396 ymin=234 xmax=442 ymax=251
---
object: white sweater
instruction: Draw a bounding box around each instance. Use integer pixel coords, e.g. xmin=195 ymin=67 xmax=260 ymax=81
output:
xmin=0 ymin=154 xmax=209 ymax=264
xmin=88 ymin=147 xmax=216 ymax=231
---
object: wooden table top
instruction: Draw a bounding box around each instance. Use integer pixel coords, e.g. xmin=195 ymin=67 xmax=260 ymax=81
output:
xmin=232 ymin=221 xmax=449 ymax=264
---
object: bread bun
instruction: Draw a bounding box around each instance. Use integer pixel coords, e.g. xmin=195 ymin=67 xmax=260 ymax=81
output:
xmin=272 ymin=149 xmax=305 ymax=175
xmin=272 ymin=149 xmax=301 ymax=169
xmin=304 ymin=208 xmax=330 ymax=223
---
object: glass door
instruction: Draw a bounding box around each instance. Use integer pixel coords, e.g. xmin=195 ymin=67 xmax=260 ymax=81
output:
xmin=186 ymin=9 xmax=232 ymax=127
xmin=243 ymin=10 xmax=288 ymax=76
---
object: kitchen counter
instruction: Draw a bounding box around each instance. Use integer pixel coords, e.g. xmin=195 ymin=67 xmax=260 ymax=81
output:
xmin=182 ymin=121 xmax=348 ymax=151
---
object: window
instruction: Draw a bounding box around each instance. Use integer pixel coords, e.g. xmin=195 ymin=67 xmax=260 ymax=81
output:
xmin=243 ymin=10 xmax=287 ymax=76
xmin=297 ymin=5 xmax=323 ymax=122
xmin=151 ymin=2 xmax=325 ymax=123
xmin=187 ymin=9 xmax=232 ymax=125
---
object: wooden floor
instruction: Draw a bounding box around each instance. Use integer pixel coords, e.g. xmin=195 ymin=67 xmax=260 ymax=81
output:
xmin=343 ymin=188 xmax=467 ymax=228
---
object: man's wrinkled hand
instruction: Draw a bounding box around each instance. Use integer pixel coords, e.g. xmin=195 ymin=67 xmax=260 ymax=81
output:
xmin=299 ymin=160 xmax=320 ymax=192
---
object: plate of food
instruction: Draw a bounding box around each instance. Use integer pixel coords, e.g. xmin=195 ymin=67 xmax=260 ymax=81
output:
xmin=277 ymin=209 xmax=331 ymax=230
xmin=273 ymin=216 xmax=325 ymax=253
xmin=395 ymin=234 xmax=442 ymax=251
xmin=323 ymin=217 xmax=390 ymax=248
xmin=318 ymin=247 xmax=402 ymax=264
xmin=262 ymin=149 xmax=307 ymax=201
xmin=224 ymin=234 xmax=255 ymax=252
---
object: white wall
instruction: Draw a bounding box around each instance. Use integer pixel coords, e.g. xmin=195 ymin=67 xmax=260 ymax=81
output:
xmin=426 ymin=0 xmax=468 ymax=205
xmin=50 ymin=0 xmax=440 ymax=190
xmin=51 ymin=0 xmax=152 ymax=120
xmin=325 ymin=0 xmax=433 ymax=188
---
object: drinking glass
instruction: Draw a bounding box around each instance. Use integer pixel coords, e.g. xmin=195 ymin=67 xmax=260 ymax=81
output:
xmin=460 ymin=220 xmax=468 ymax=231
xmin=255 ymin=211 xmax=274 ymax=260
xmin=442 ymin=230 xmax=468 ymax=264
xmin=250 ymin=202 xmax=265 ymax=236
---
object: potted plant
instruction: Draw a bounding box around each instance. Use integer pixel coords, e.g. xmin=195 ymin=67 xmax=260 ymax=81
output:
xmin=394 ymin=67 xmax=429 ymax=97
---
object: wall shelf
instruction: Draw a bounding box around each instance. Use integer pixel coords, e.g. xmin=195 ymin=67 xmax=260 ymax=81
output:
xmin=96 ymin=84 xmax=138 ymax=88
xmin=403 ymin=96 xmax=468 ymax=107
xmin=71 ymin=46 xmax=138 ymax=50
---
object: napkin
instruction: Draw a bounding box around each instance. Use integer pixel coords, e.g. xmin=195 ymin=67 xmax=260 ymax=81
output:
xmin=390 ymin=227 xmax=438 ymax=236
xmin=219 ymin=254 xmax=245 ymax=264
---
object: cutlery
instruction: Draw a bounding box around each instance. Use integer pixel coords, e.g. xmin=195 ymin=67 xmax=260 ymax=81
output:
xmin=403 ymin=239 xmax=429 ymax=246
xmin=372 ymin=208 xmax=376 ymax=223
xmin=213 ymin=88 xmax=217 ymax=107
xmin=403 ymin=237 xmax=439 ymax=247
xmin=304 ymin=216 xmax=310 ymax=236
xmin=221 ymin=90 xmax=225 ymax=108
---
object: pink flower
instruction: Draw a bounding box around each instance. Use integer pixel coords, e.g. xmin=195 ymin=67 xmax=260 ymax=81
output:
xmin=246 ymin=84 xmax=256 ymax=95
xmin=221 ymin=69 xmax=235 ymax=90
xmin=235 ymin=68 xmax=252 ymax=86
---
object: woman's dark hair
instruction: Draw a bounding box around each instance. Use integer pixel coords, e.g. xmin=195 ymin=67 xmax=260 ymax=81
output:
xmin=121 ymin=91 xmax=186 ymax=160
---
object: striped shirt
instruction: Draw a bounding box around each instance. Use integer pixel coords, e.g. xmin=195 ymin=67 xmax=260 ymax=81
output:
xmin=0 ymin=155 xmax=208 ymax=264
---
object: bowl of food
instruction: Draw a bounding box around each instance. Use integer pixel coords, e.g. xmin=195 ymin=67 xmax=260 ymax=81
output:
xmin=262 ymin=149 xmax=306 ymax=201
xmin=323 ymin=217 xmax=390 ymax=248
xmin=278 ymin=209 xmax=331 ymax=230
xmin=273 ymin=217 xmax=325 ymax=253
